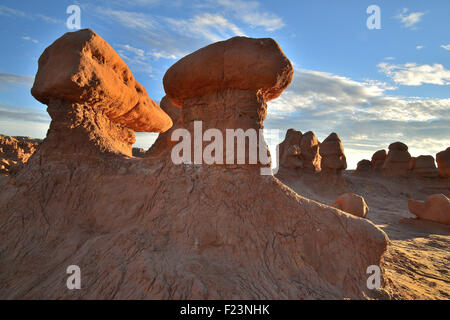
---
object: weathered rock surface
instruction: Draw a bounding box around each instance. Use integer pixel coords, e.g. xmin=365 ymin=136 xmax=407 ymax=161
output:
xmin=319 ymin=133 xmax=347 ymax=176
xmin=408 ymin=194 xmax=450 ymax=225
xmin=410 ymin=155 xmax=438 ymax=178
xmin=383 ymin=142 xmax=411 ymax=177
xmin=436 ymin=148 xmax=450 ymax=178
xmin=132 ymin=148 xmax=146 ymax=158
xmin=371 ymin=150 xmax=387 ymax=173
xmin=0 ymin=135 xmax=42 ymax=175
xmin=299 ymin=131 xmax=321 ymax=173
xmin=332 ymin=193 xmax=369 ymax=218
xmin=355 ymin=160 xmax=372 ymax=174
xmin=146 ymin=96 xmax=182 ymax=158
xmin=30 ymin=29 xmax=172 ymax=158
xmin=0 ymin=34 xmax=389 ymax=299
xmin=277 ymin=129 xmax=303 ymax=170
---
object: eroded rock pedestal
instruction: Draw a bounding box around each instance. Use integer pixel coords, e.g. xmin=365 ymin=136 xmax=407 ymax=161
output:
xmin=0 ymin=32 xmax=389 ymax=299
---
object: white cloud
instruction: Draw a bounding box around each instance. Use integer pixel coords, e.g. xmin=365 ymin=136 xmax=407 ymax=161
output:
xmin=378 ymin=62 xmax=450 ymax=86
xmin=0 ymin=73 xmax=34 ymax=87
xmin=265 ymin=68 xmax=450 ymax=168
xmin=166 ymin=13 xmax=245 ymax=43
xmin=0 ymin=5 xmax=61 ymax=24
xmin=21 ymin=36 xmax=38 ymax=44
xmin=416 ymin=45 xmax=424 ymax=50
xmin=384 ymin=57 xmax=395 ymax=61
xmin=441 ymin=44 xmax=450 ymax=51
xmin=394 ymin=8 xmax=426 ymax=29
xmin=214 ymin=0 xmax=285 ymax=31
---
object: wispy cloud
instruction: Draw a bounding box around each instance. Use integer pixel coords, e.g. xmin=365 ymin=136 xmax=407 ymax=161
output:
xmin=441 ymin=44 xmax=450 ymax=51
xmin=21 ymin=36 xmax=38 ymax=44
xmin=0 ymin=4 xmax=62 ymax=24
xmin=212 ymin=0 xmax=285 ymax=31
xmin=265 ymin=68 xmax=450 ymax=168
xmin=394 ymin=8 xmax=427 ymax=29
xmin=416 ymin=45 xmax=424 ymax=50
xmin=0 ymin=73 xmax=34 ymax=87
xmin=166 ymin=13 xmax=245 ymax=43
xmin=378 ymin=62 xmax=450 ymax=86
xmin=0 ymin=104 xmax=49 ymax=123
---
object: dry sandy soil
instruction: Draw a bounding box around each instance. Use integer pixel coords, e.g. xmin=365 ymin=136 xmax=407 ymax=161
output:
xmin=276 ymin=169 xmax=450 ymax=299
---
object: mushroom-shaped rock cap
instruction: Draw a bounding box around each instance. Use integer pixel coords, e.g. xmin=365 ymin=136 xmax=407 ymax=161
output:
xmin=163 ymin=36 xmax=293 ymax=107
xmin=31 ymin=29 xmax=172 ymax=133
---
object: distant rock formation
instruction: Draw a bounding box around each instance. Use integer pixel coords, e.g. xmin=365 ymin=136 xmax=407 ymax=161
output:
xmin=319 ymin=132 xmax=347 ymax=177
xmin=277 ymin=129 xmax=303 ymax=170
xmin=371 ymin=149 xmax=387 ymax=173
xmin=0 ymin=32 xmax=389 ymax=299
xmin=408 ymin=194 xmax=450 ymax=225
xmin=299 ymin=131 xmax=321 ymax=173
xmin=436 ymin=147 xmax=450 ymax=178
xmin=332 ymin=193 xmax=369 ymax=218
xmin=0 ymin=135 xmax=42 ymax=175
xmin=382 ymin=142 xmax=411 ymax=177
xmin=132 ymin=147 xmax=146 ymax=157
xmin=410 ymin=155 xmax=438 ymax=178
xmin=30 ymin=29 xmax=172 ymax=158
xmin=355 ymin=159 xmax=372 ymax=174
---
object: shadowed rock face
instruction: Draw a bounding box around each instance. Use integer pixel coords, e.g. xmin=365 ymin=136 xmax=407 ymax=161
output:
xmin=436 ymin=147 xmax=450 ymax=178
xmin=0 ymin=34 xmax=389 ymax=299
xmin=31 ymin=29 xmax=172 ymax=157
xmin=355 ymin=160 xmax=372 ymax=174
xmin=408 ymin=194 xmax=450 ymax=225
xmin=372 ymin=149 xmax=387 ymax=173
xmin=320 ymin=133 xmax=347 ymax=176
xmin=278 ymin=129 xmax=303 ymax=170
xmin=383 ymin=142 xmax=411 ymax=177
xmin=299 ymin=131 xmax=321 ymax=173
xmin=410 ymin=155 xmax=438 ymax=178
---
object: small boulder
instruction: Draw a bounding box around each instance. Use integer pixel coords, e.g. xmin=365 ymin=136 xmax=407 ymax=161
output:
xmin=332 ymin=193 xmax=369 ymax=218
xmin=408 ymin=194 xmax=450 ymax=225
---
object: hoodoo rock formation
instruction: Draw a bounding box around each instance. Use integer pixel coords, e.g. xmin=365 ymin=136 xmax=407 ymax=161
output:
xmin=382 ymin=142 xmax=411 ymax=177
xmin=277 ymin=129 xmax=303 ymax=171
xmin=408 ymin=194 xmax=450 ymax=225
xmin=371 ymin=149 xmax=387 ymax=173
xmin=332 ymin=193 xmax=369 ymax=219
xmin=30 ymin=29 xmax=172 ymax=158
xmin=0 ymin=135 xmax=42 ymax=175
xmin=0 ymin=33 xmax=389 ymax=299
xmin=410 ymin=155 xmax=438 ymax=178
xmin=319 ymin=133 xmax=347 ymax=181
xmin=299 ymin=131 xmax=321 ymax=173
xmin=436 ymin=148 xmax=450 ymax=178
xmin=355 ymin=159 xmax=372 ymax=175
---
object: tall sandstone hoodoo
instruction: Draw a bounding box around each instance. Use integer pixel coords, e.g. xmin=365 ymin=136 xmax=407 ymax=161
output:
xmin=410 ymin=155 xmax=438 ymax=178
xmin=30 ymin=29 xmax=172 ymax=158
xmin=319 ymin=132 xmax=347 ymax=178
xmin=277 ymin=129 xmax=303 ymax=170
xmin=382 ymin=142 xmax=411 ymax=177
xmin=436 ymin=147 xmax=450 ymax=178
xmin=0 ymin=33 xmax=389 ymax=299
xmin=371 ymin=149 xmax=387 ymax=173
xmin=299 ymin=131 xmax=321 ymax=173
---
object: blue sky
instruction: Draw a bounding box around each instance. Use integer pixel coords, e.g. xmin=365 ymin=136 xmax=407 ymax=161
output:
xmin=0 ymin=0 xmax=449 ymax=168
